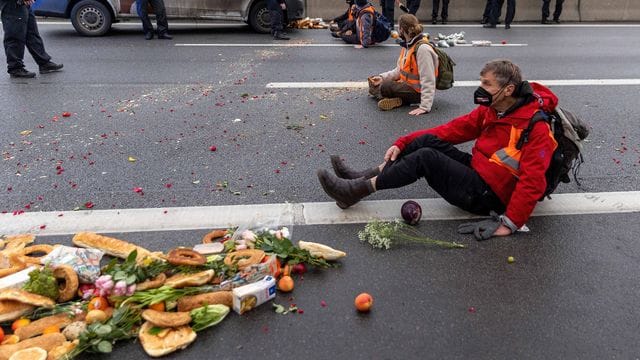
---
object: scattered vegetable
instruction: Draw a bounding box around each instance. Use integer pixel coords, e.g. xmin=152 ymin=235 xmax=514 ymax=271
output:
xmin=401 ymin=200 xmax=422 ymax=225
xmin=23 ymin=266 xmax=59 ymax=300
xmin=277 ymin=276 xmax=294 ymax=292
xmin=11 ymin=318 xmax=31 ymax=331
xmin=189 ymin=304 xmax=230 ymax=332
xmin=88 ymin=296 xmax=109 ymax=311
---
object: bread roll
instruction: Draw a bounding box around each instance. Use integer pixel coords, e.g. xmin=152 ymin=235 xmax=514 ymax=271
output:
xmin=72 ymin=232 xmax=152 ymax=261
xmin=138 ymin=321 xmax=196 ymax=357
xmin=0 ymin=300 xmax=34 ymax=322
xmin=177 ymin=291 xmax=233 ymax=312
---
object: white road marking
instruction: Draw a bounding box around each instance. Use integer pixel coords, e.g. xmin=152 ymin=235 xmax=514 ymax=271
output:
xmin=175 ymin=43 xmax=526 ymax=47
xmin=266 ymin=79 xmax=640 ymax=88
xmin=2 ymin=191 xmax=638 ymax=236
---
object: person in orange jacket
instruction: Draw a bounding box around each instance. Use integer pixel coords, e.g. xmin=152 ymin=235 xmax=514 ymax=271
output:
xmin=340 ymin=0 xmax=388 ymax=47
xmin=318 ymin=59 xmax=559 ymax=240
xmin=368 ymin=14 xmax=438 ymax=115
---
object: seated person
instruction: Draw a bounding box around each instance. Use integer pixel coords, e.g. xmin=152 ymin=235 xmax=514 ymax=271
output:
xmin=339 ymin=0 xmax=389 ymax=47
xmin=368 ymin=14 xmax=438 ymax=115
xmin=317 ymin=59 xmax=560 ymax=241
xmin=330 ymin=0 xmax=356 ymax=37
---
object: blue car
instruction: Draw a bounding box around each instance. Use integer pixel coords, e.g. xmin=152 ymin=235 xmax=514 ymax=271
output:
xmin=33 ymin=0 xmax=305 ymax=36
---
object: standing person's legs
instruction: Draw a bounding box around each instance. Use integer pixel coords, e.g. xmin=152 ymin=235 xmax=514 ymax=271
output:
xmin=381 ymin=0 xmax=395 ymax=24
xmin=482 ymin=0 xmax=492 ymax=23
xmin=1 ymin=1 xmax=28 ymax=73
xmin=440 ymin=0 xmax=449 ymax=22
xmin=375 ymin=135 xmax=505 ymax=215
xmin=553 ymin=0 xmax=564 ymax=21
xmin=407 ymin=0 xmax=420 ymax=15
xmin=267 ymin=0 xmax=283 ymax=34
xmin=24 ymin=9 xmax=51 ymax=67
xmin=148 ymin=0 xmax=169 ymax=36
xmin=138 ymin=0 xmax=155 ymax=37
xmin=541 ymin=0 xmax=551 ymax=20
xmin=504 ymin=0 xmax=515 ymax=27
xmin=431 ymin=0 xmax=439 ymax=22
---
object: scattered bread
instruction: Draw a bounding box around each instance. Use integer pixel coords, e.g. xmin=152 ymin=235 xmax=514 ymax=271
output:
xmin=72 ymin=232 xmax=152 ymax=261
xmin=138 ymin=321 xmax=197 ymax=357
xmin=164 ymin=270 xmax=214 ymax=289
xmin=8 ymin=347 xmax=47 ymax=360
xmin=177 ymin=291 xmax=233 ymax=312
xmin=15 ymin=313 xmax=74 ymax=340
xmin=0 ymin=289 xmax=55 ymax=308
xmin=53 ymin=265 xmax=78 ymax=302
xmin=0 ymin=333 xmax=66 ymax=360
xmin=47 ymin=340 xmax=78 ymax=360
xmin=136 ymin=273 xmax=167 ymax=291
xmin=142 ymin=309 xmax=192 ymax=328
xmin=0 ymin=300 xmax=35 ymax=322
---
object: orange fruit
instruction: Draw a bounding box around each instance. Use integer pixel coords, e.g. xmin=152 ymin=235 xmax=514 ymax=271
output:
xmin=88 ymin=296 xmax=109 ymax=311
xmin=1 ymin=334 xmax=19 ymax=345
xmin=11 ymin=318 xmax=30 ymax=331
xmin=148 ymin=301 xmax=166 ymax=312
xmin=0 ymin=327 xmax=4 ymax=343
xmin=277 ymin=275 xmax=294 ymax=292
xmin=42 ymin=325 xmax=60 ymax=334
xmin=354 ymin=293 xmax=373 ymax=312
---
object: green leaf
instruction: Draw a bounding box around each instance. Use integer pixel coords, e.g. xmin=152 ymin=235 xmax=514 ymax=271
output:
xmin=96 ymin=340 xmax=113 ymax=353
xmin=148 ymin=326 xmax=164 ymax=335
xmin=126 ymin=274 xmax=137 ymax=285
xmin=94 ymin=324 xmax=112 ymax=337
xmin=126 ymin=250 xmax=138 ymax=263
xmin=273 ymin=303 xmax=285 ymax=314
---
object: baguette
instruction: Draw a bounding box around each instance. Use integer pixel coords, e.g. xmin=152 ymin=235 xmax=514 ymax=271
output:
xmin=72 ymin=232 xmax=152 ymax=261
xmin=0 ymin=333 xmax=66 ymax=360
xmin=15 ymin=313 xmax=74 ymax=340
xmin=164 ymin=270 xmax=214 ymax=289
xmin=177 ymin=291 xmax=233 ymax=312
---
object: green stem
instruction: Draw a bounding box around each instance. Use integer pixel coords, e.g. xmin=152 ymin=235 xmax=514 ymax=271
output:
xmin=395 ymin=233 xmax=466 ymax=249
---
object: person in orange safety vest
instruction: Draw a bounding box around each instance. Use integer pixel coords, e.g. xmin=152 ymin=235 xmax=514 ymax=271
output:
xmin=368 ymin=14 xmax=438 ymax=116
xmin=318 ymin=59 xmax=559 ymax=241
xmin=339 ymin=0 xmax=388 ymax=47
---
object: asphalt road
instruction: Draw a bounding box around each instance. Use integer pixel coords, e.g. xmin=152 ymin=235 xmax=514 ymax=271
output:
xmin=1 ymin=22 xmax=640 ymax=359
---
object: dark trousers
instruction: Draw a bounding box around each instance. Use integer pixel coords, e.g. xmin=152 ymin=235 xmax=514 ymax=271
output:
xmin=483 ymin=0 xmax=503 ymax=20
xmin=407 ymin=0 xmax=421 ymax=15
xmin=380 ymin=0 xmax=394 ymax=23
xmin=1 ymin=1 xmax=51 ymax=72
xmin=376 ymin=134 xmax=505 ymax=215
xmin=374 ymin=79 xmax=421 ymax=104
xmin=486 ymin=0 xmax=515 ymax=25
xmin=267 ymin=0 xmax=284 ymax=33
xmin=542 ymin=0 xmax=563 ymax=20
xmin=431 ymin=0 xmax=448 ymax=19
xmin=139 ymin=0 xmax=169 ymax=35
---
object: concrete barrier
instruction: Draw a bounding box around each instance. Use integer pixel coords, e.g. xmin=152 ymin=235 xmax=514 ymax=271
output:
xmin=307 ymin=0 xmax=640 ymax=22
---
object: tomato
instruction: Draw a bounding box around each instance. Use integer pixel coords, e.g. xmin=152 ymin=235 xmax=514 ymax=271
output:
xmin=148 ymin=302 xmax=166 ymax=312
xmin=88 ymin=296 xmax=109 ymax=311
xmin=11 ymin=318 xmax=30 ymax=331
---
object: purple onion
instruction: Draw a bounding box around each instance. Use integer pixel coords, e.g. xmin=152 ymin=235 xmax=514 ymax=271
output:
xmin=401 ymin=200 xmax=422 ymax=225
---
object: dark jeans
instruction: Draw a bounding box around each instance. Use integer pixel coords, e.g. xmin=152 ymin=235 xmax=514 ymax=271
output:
xmin=375 ymin=78 xmax=420 ymax=104
xmin=380 ymin=0 xmax=394 ymax=23
xmin=542 ymin=0 xmax=563 ymax=20
xmin=407 ymin=0 xmax=421 ymax=15
xmin=486 ymin=0 xmax=515 ymax=25
xmin=376 ymin=134 xmax=505 ymax=215
xmin=267 ymin=0 xmax=284 ymax=33
xmin=431 ymin=0 xmax=448 ymax=19
xmin=1 ymin=1 xmax=51 ymax=72
xmin=139 ymin=0 xmax=169 ymax=35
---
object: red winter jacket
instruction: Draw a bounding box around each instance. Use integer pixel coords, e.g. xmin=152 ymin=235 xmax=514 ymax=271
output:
xmin=392 ymin=82 xmax=559 ymax=228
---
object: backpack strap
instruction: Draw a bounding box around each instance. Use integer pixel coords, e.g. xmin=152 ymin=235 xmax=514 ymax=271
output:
xmin=515 ymin=111 xmax=549 ymax=150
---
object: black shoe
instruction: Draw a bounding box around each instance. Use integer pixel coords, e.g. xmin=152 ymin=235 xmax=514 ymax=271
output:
xmin=505 ymin=24 xmax=511 ymax=29
xmin=273 ymin=31 xmax=290 ymax=40
xmin=145 ymin=32 xmax=154 ymax=40
xmin=542 ymin=18 xmax=550 ymax=24
xmin=553 ymin=18 xmax=561 ymax=24
xmin=9 ymin=68 xmax=36 ymax=78
xmin=432 ymin=18 xmax=437 ymax=24
xmin=39 ymin=62 xmax=63 ymax=74
xmin=158 ymin=33 xmax=173 ymax=40
xmin=317 ymin=169 xmax=375 ymax=209
xmin=483 ymin=24 xmax=496 ymax=28
xmin=480 ymin=17 xmax=488 ymax=24
xmin=330 ymin=155 xmax=380 ymax=180
xmin=441 ymin=18 xmax=447 ymax=24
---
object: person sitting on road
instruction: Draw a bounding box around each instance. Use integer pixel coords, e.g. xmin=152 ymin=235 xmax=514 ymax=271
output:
xmin=330 ymin=0 xmax=356 ymax=38
xmin=317 ymin=59 xmax=560 ymax=241
xmin=339 ymin=0 xmax=387 ymax=47
xmin=368 ymin=14 xmax=438 ymax=115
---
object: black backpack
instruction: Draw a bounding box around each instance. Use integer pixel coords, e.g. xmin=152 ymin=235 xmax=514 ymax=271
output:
xmin=415 ymin=40 xmax=456 ymax=90
xmin=372 ymin=11 xmax=391 ymax=43
xmin=516 ymin=107 xmax=589 ymax=200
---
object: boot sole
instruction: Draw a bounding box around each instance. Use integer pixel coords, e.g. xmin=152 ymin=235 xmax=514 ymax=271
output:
xmin=39 ymin=69 xmax=62 ymax=74
xmin=378 ymin=97 xmax=402 ymax=111
xmin=10 ymin=73 xmax=36 ymax=78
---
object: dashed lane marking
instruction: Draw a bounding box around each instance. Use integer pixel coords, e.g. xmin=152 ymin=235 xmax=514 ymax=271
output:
xmin=175 ymin=43 xmax=526 ymax=47
xmin=1 ymin=191 xmax=638 ymax=236
xmin=266 ymin=79 xmax=640 ymax=88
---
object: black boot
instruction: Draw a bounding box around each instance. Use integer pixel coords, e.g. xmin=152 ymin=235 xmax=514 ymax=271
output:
xmin=317 ymin=169 xmax=375 ymax=209
xmin=330 ymin=155 xmax=380 ymax=180
xmin=39 ymin=62 xmax=64 ymax=74
xmin=9 ymin=68 xmax=36 ymax=78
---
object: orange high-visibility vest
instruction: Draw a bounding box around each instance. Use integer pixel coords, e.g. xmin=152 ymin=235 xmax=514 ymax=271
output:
xmin=398 ymin=39 xmax=437 ymax=93
xmin=489 ymin=124 xmax=557 ymax=177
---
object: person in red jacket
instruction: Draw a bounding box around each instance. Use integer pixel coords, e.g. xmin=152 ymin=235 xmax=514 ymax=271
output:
xmin=317 ymin=59 xmax=559 ymax=240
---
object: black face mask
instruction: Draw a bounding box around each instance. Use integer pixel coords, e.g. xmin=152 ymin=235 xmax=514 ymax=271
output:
xmin=473 ymin=84 xmax=507 ymax=107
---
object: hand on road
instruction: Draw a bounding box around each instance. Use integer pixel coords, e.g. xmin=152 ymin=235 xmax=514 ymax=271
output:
xmin=408 ymin=108 xmax=428 ymax=116
xmin=384 ymin=145 xmax=401 ymax=162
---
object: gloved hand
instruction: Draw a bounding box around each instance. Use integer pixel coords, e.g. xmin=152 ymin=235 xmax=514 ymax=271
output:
xmin=457 ymin=211 xmax=502 ymax=241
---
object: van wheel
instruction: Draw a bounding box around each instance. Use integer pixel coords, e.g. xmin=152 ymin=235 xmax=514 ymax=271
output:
xmin=71 ymin=0 xmax=112 ymax=36
xmin=248 ymin=0 xmax=271 ymax=34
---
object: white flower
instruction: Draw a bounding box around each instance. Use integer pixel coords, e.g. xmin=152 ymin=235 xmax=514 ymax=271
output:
xmin=281 ymin=227 xmax=290 ymax=238
xmin=241 ymin=230 xmax=256 ymax=241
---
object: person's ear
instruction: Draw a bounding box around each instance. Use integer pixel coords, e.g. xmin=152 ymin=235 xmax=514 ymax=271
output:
xmin=504 ymin=84 xmax=516 ymax=97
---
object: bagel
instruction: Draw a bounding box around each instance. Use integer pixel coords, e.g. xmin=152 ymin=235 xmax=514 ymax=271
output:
xmin=136 ymin=273 xmax=167 ymax=291
xmin=201 ymin=229 xmax=228 ymax=244
xmin=167 ymin=248 xmax=206 ymax=267
xmin=19 ymin=244 xmax=54 ymax=265
xmin=223 ymin=249 xmax=265 ymax=270
xmin=53 ymin=265 xmax=79 ymax=302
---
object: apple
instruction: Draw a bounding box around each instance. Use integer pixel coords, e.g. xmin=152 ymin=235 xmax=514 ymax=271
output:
xmin=354 ymin=293 xmax=373 ymax=312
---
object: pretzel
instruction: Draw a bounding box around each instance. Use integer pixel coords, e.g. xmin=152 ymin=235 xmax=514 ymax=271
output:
xmin=202 ymin=229 xmax=228 ymax=244
xmin=167 ymin=248 xmax=206 ymax=266
xmin=223 ymin=249 xmax=265 ymax=269
xmin=19 ymin=244 xmax=54 ymax=265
